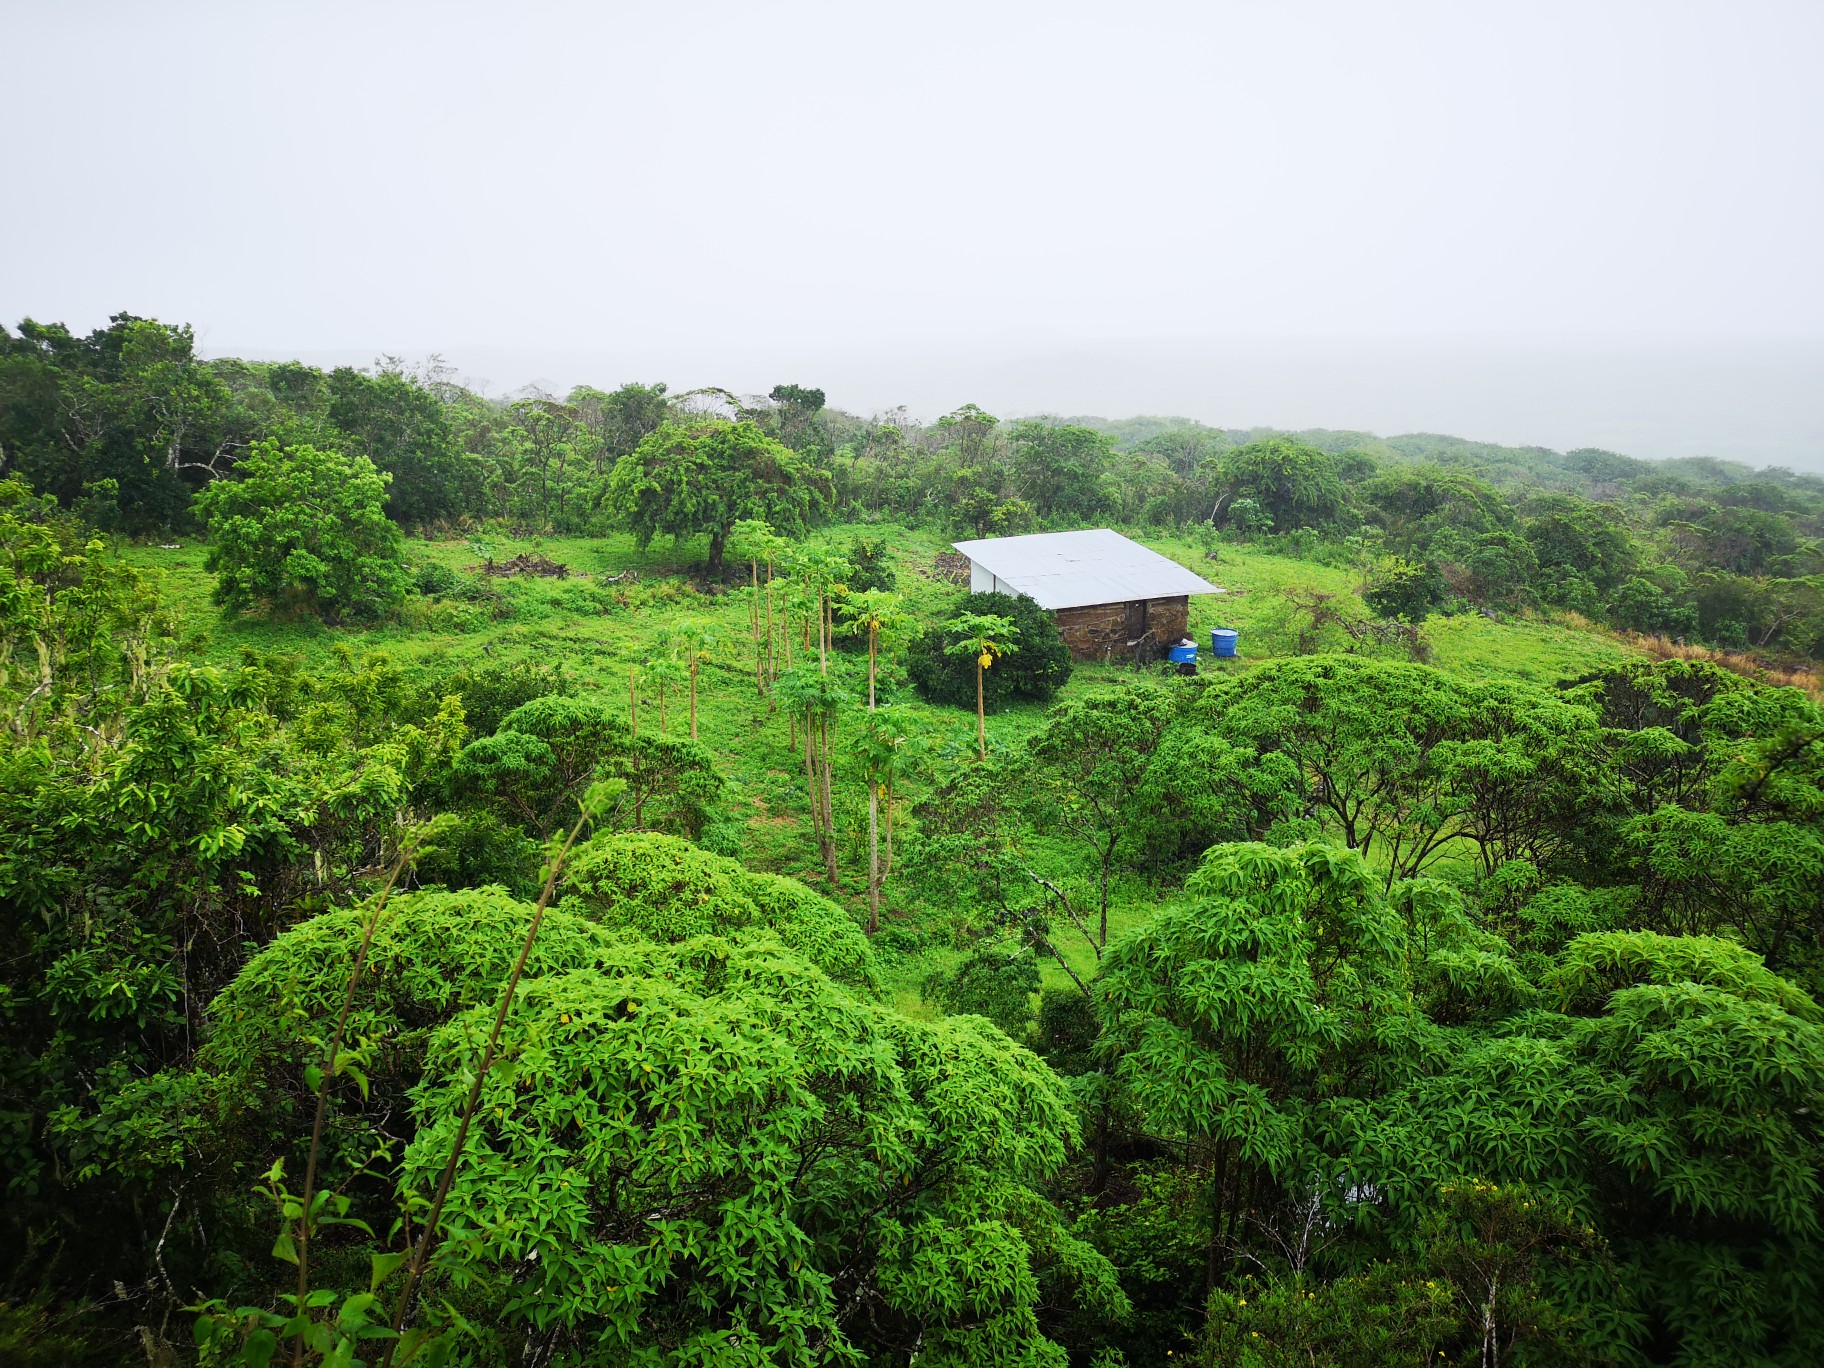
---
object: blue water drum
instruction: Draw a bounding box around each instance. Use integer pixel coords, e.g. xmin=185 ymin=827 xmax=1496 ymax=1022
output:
xmin=1167 ymin=642 xmax=1198 ymax=664
xmin=1210 ymin=628 xmax=1239 ymax=658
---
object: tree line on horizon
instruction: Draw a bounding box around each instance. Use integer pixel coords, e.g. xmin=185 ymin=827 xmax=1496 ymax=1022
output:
xmin=3 ymin=312 xmax=1822 ymax=659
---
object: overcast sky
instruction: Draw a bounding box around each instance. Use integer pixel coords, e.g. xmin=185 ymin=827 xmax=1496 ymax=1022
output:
xmin=4 ymin=1 xmax=1821 ymax=462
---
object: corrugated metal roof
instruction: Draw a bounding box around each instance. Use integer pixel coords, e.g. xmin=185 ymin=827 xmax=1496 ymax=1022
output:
xmin=952 ymin=529 xmax=1222 ymax=611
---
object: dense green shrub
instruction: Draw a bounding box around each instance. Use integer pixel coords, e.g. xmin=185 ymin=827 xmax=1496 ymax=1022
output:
xmin=442 ymin=658 xmax=570 ymax=737
xmin=406 ymin=936 xmax=1127 ymax=1362
xmin=411 ymin=559 xmax=458 ymax=596
xmin=455 ymin=694 xmax=727 ymax=844
xmin=920 ymin=949 xmax=1041 ymax=1037
xmin=847 ymin=534 xmax=897 ymax=592
xmin=409 ymin=809 xmax=539 ymax=896
xmin=1364 ymin=555 xmax=1444 ymax=621
xmin=560 ymin=830 xmax=880 ymax=991
xmin=192 ymin=438 xmax=408 ymax=621
xmin=908 ymin=590 xmax=1071 ymax=708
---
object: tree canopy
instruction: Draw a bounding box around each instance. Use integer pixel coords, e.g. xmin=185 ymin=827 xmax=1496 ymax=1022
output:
xmin=600 ymin=419 xmax=826 ymax=573
xmin=192 ymin=437 xmax=408 ymax=621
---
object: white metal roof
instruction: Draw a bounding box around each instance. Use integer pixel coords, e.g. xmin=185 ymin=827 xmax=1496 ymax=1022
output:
xmin=952 ymin=529 xmax=1222 ymax=611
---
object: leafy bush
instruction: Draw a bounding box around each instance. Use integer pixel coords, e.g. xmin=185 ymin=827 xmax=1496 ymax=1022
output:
xmin=411 ymin=560 xmax=458 ymax=596
xmin=1608 ymin=574 xmax=1699 ymax=637
xmin=409 ymin=809 xmax=540 ymax=897
xmin=442 ymin=659 xmax=570 ymax=737
xmin=406 ymin=937 xmax=1127 ymax=1362
xmin=847 ymin=534 xmax=897 ymax=592
xmin=560 ymin=830 xmax=880 ymax=992
xmin=921 ymin=950 xmax=1041 ymax=1037
xmin=1364 ymin=555 xmax=1444 ymax=621
xmin=908 ymin=591 xmax=1071 ymax=708
xmin=192 ymin=438 xmax=408 ymax=621
xmin=455 ymin=694 xmax=727 ymax=844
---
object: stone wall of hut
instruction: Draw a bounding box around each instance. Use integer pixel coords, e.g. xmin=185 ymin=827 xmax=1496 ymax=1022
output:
xmin=1052 ymin=594 xmax=1190 ymax=662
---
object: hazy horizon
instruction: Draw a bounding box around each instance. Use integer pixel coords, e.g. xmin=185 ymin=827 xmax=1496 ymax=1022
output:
xmin=7 ymin=1 xmax=1822 ymax=467
xmin=193 ymin=333 xmax=1824 ymax=471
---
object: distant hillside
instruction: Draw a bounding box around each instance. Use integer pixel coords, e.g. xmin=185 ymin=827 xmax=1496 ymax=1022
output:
xmin=1046 ymin=414 xmax=1824 ymax=498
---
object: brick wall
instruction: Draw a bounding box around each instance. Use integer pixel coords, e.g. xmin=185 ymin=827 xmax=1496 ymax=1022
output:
xmin=1053 ymin=595 xmax=1190 ymax=662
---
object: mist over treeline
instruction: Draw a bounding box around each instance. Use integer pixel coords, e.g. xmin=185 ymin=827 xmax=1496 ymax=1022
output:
xmin=7 ymin=311 xmax=1822 ymax=661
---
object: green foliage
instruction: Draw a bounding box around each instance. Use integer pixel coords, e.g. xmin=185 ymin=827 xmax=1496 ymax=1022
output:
xmin=600 ymin=419 xmax=827 ymax=572
xmin=1178 ymin=654 xmax=1609 ymax=880
xmin=1098 ymin=842 xmax=1416 ymax=1159
xmin=0 ymin=314 xmax=258 ymax=532
xmin=1218 ymin=438 xmax=1348 ymax=532
xmin=908 ymin=591 xmax=1071 ymax=708
xmin=922 ymin=949 xmax=1042 ymax=1037
xmin=1024 ymin=681 xmax=1179 ymax=941
xmin=193 ymin=438 xmax=408 ymax=622
xmin=442 ymin=658 xmax=570 ymax=738
xmin=455 ymin=693 xmax=727 ymax=844
xmin=845 ymin=533 xmax=897 ymax=592
xmin=409 ymin=809 xmax=540 ymax=897
xmin=1363 ymin=555 xmax=1444 ymax=622
xmin=411 ymin=559 xmax=458 ymax=597
xmin=405 ymin=935 xmax=1126 ymax=1362
xmin=559 ymin=830 xmax=881 ymax=992
xmin=1007 ymin=420 xmax=1118 ymax=523
xmin=1524 ymin=493 xmax=1638 ymax=596
xmin=0 ymin=477 xmax=172 ymax=736
xmin=197 ymin=886 xmax=622 ymax=1102
xmin=326 ymin=364 xmax=477 ymax=525
xmin=1200 ymin=1265 xmax=1457 ymax=1366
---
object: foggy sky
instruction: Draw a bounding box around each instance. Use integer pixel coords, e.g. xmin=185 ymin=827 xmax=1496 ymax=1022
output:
xmin=4 ymin=1 xmax=1821 ymax=464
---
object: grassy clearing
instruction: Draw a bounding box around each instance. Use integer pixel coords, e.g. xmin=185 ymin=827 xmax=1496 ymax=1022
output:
xmin=122 ymin=523 xmax=1642 ymax=1007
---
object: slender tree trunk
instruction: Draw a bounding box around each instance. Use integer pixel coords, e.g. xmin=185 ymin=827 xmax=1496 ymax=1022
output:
xmin=629 ymin=667 xmax=638 ymax=740
xmin=1100 ymin=851 xmax=1111 ymax=948
xmin=820 ymin=712 xmax=840 ymax=887
xmin=868 ymin=781 xmax=880 ymax=933
xmin=867 ymin=624 xmax=879 ymax=932
xmin=803 ymin=720 xmax=821 ymax=844
xmin=764 ymin=562 xmax=775 ymax=684
xmin=1206 ymin=1145 xmax=1230 ymax=1296
xmin=688 ymin=658 xmax=698 ymax=741
xmin=882 ymin=777 xmax=895 ymax=883
xmin=751 ymin=558 xmax=763 ymax=693
xmin=658 ymin=684 xmax=666 ymax=737
xmin=976 ymin=661 xmax=986 ymax=759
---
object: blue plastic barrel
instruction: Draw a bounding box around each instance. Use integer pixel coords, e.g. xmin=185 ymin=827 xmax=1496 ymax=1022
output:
xmin=1168 ymin=642 xmax=1198 ymax=664
xmin=1210 ymin=628 xmax=1239 ymax=658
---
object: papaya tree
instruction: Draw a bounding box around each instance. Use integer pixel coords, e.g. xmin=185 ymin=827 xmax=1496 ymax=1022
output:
xmin=775 ymin=665 xmax=848 ymax=887
xmin=668 ymin=618 xmax=722 ymax=741
xmin=943 ymin=611 xmax=1019 ymax=759
xmin=839 ymin=590 xmax=918 ymax=928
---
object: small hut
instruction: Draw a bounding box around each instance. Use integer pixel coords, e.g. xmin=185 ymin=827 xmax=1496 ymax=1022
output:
xmin=953 ymin=528 xmax=1222 ymax=662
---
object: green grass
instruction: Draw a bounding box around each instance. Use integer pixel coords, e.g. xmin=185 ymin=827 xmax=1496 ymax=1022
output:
xmin=123 ymin=523 xmax=1643 ymax=1010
